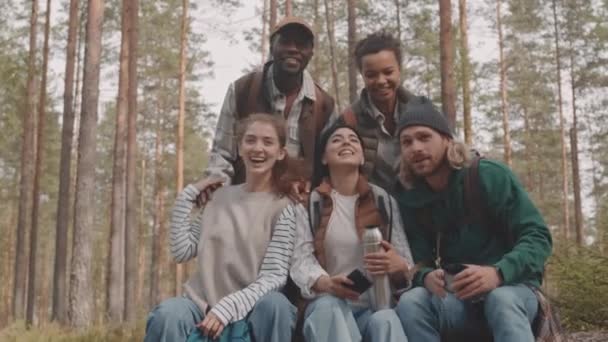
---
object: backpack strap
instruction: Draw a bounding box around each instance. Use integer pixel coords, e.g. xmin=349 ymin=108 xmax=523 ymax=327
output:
xmin=312 ymin=85 xmax=329 ymax=132
xmin=369 ymin=184 xmax=393 ymax=243
xmin=463 ymin=155 xmax=483 ymax=225
xmin=387 ymin=190 xmax=393 ymax=242
xmin=463 ymin=156 xmax=514 ymax=247
xmin=308 ymin=185 xmax=392 ymax=242
xmin=308 ymin=191 xmax=322 ymax=236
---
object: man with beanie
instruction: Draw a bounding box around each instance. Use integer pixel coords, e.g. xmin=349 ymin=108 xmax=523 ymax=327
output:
xmin=393 ymin=99 xmax=553 ymax=342
xmin=204 ymin=16 xmax=335 ymax=186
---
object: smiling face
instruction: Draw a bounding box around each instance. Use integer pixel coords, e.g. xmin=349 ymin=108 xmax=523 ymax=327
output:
xmin=360 ymin=49 xmax=401 ymax=106
xmin=238 ymin=121 xmax=286 ymax=179
xmin=322 ymin=127 xmax=364 ymax=169
xmin=271 ymin=26 xmax=314 ymax=75
xmin=399 ymin=125 xmax=450 ymax=178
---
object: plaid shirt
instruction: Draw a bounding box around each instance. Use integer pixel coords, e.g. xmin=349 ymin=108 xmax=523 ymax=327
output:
xmin=363 ymin=91 xmax=403 ymax=191
xmin=204 ymin=65 xmax=335 ymax=184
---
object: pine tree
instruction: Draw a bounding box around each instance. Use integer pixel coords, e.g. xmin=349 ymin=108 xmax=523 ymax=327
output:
xmin=175 ymin=0 xmax=188 ymax=297
xmin=347 ymin=0 xmax=357 ymax=103
xmin=14 ymin=0 xmax=39 ymax=320
xmin=107 ymin=0 xmax=130 ymax=322
xmin=27 ymin=0 xmax=53 ymax=327
xmin=52 ymin=0 xmax=80 ymax=325
xmin=69 ymin=0 xmax=105 ymax=328
xmin=439 ymin=0 xmax=456 ymax=129
xmin=124 ymin=0 xmax=140 ymax=322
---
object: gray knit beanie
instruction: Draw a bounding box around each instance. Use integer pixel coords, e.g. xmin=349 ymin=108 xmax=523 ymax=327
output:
xmin=396 ymin=97 xmax=453 ymax=138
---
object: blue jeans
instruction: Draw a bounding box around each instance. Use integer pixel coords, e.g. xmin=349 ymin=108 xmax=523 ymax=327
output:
xmin=396 ymin=285 xmax=538 ymax=342
xmin=144 ymin=292 xmax=296 ymax=342
xmin=303 ymin=295 xmax=408 ymax=342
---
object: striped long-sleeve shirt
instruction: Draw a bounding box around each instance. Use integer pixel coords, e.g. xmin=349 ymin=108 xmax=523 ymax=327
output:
xmin=170 ymin=184 xmax=203 ymax=263
xmin=170 ymin=184 xmax=296 ymax=325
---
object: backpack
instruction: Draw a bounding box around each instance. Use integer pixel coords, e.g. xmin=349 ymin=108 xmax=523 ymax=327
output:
xmin=461 ymin=156 xmax=564 ymax=342
xmin=307 ymin=183 xmax=394 ymax=242
xmin=186 ymin=319 xmax=250 ymax=342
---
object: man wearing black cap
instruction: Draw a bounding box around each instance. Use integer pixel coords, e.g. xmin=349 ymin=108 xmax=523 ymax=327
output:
xmin=204 ymin=16 xmax=335 ymax=186
xmin=393 ymin=100 xmax=553 ymax=342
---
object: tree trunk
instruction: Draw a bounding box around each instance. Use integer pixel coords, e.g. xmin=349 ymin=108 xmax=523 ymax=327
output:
xmin=590 ymin=150 xmax=603 ymax=255
xmin=347 ymin=0 xmax=357 ymax=103
xmin=458 ymin=0 xmax=472 ymax=145
xmin=71 ymin=6 xmax=86 ymax=156
xmin=425 ymin=60 xmax=432 ymax=98
xmin=149 ymin=114 xmax=163 ymax=306
xmin=175 ymin=0 xmax=188 ymax=297
xmin=261 ymin=0 xmax=268 ymax=64
xmin=496 ymin=0 xmax=512 ymax=166
xmin=522 ymin=106 xmax=534 ymax=191
xmin=36 ymin=240 xmax=51 ymax=323
xmin=551 ymin=0 xmax=570 ymax=240
xmin=324 ymin=0 xmax=341 ymax=111
xmin=52 ymin=0 xmax=79 ymax=325
xmin=69 ymin=0 xmax=105 ymax=328
xmin=569 ymin=56 xmax=583 ymax=247
xmin=107 ymin=0 xmax=130 ymax=323
xmin=439 ymin=0 xmax=457 ymax=130
xmin=269 ymin=0 xmax=277 ymax=29
xmin=394 ymin=0 xmax=402 ymax=43
xmin=394 ymin=0 xmax=409 ymax=77
xmin=14 ymin=0 xmax=39 ymax=320
xmin=124 ymin=0 xmax=139 ymax=322
xmin=285 ymin=0 xmax=292 ymax=16
xmin=157 ymin=188 xmax=168 ymax=300
xmin=136 ymin=158 xmax=147 ymax=308
xmin=3 ymin=204 xmax=16 ymax=324
xmin=66 ymin=7 xmax=86 ymax=308
xmin=311 ymin=0 xmax=321 ymax=80
xmin=26 ymin=0 xmax=52 ymax=327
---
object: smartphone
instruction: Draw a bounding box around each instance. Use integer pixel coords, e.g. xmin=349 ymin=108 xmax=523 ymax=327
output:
xmin=443 ymin=263 xmax=467 ymax=275
xmin=345 ymin=269 xmax=373 ymax=294
xmin=443 ymin=263 xmax=467 ymax=293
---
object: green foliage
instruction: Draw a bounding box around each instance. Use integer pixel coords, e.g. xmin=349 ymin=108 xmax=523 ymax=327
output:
xmin=549 ymin=246 xmax=608 ymax=330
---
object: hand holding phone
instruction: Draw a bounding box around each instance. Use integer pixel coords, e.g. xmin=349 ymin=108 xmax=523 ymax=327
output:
xmin=443 ymin=263 xmax=467 ymax=293
xmin=345 ymin=269 xmax=373 ymax=294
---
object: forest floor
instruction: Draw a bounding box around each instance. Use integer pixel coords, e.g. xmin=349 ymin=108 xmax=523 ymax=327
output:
xmin=568 ymin=331 xmax=608 ymax=342
xmin=0 ymin=322 xmax=606 ymax=341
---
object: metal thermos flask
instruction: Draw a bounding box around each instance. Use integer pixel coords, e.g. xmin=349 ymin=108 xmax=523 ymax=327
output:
xmin=363 ymin=225 xmax=392 ymax=311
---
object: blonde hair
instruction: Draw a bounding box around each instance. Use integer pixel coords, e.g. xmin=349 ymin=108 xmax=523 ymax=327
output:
xmin=398 ymin=139 xmax=473 ymax=189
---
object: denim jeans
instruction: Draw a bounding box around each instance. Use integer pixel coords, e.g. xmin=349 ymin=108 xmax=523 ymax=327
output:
xmin=396 ymin=285 xmax=538 ymax=342
xmin=144 ymin=292 xmax=296 ymax=342
xmin=302 ymin=295 xmax=408 ymax=342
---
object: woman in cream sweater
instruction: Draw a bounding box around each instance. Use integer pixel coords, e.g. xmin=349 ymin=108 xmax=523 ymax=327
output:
xmin=145 ymin=113 xmax=297 ymax=342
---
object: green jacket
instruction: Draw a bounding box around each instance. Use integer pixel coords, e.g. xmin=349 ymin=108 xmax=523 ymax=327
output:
xmin=395 ymin=159 xmax=552 ymax=288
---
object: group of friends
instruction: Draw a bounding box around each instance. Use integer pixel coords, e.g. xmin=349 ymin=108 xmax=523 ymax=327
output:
xmin=143 ymin=16 xmax=553 ymax=342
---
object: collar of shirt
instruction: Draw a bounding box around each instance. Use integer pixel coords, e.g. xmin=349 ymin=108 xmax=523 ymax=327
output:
xmin=366 ymin=91 xmax=398 ymax=136
xmin=266 ymin=64 xmax=317 ymax=103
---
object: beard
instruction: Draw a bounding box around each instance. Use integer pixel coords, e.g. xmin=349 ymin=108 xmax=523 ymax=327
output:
xmin=401 ymin=150 xmax=449 ymax=185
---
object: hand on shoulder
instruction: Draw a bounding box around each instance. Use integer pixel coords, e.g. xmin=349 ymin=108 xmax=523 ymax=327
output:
xmin=192 ymin=176 xmax=225 ymax=207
